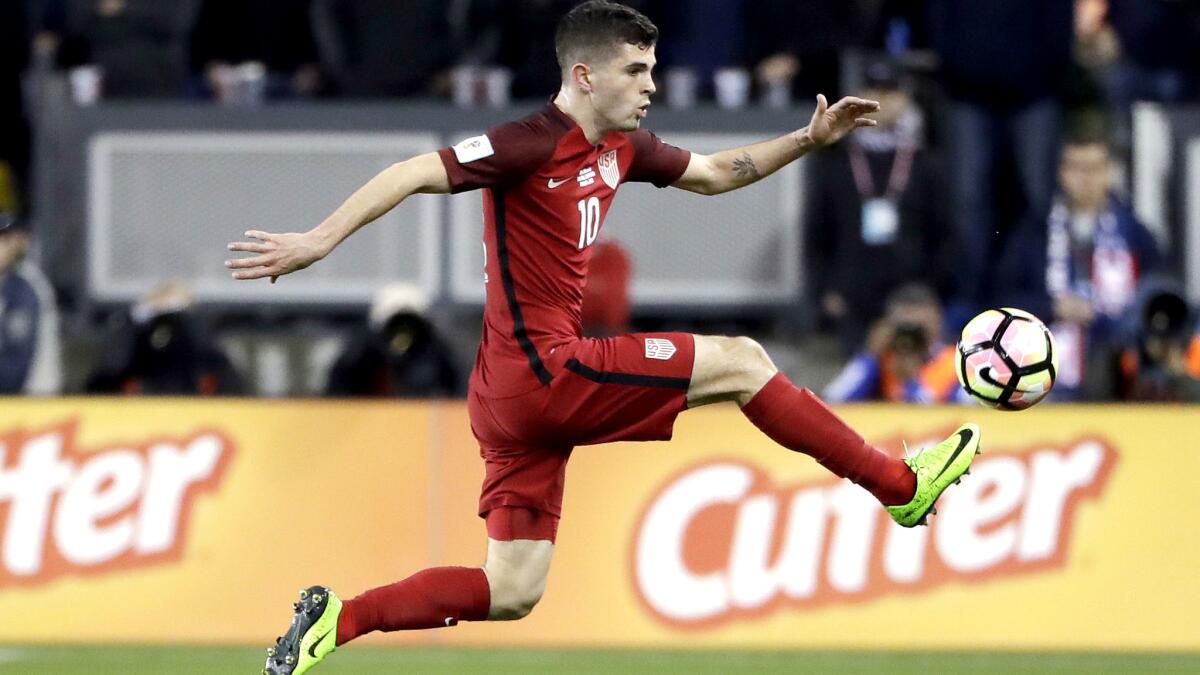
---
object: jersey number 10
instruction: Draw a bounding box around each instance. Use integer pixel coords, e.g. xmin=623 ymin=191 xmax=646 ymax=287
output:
xmin=577 ymin=197 xmax=601 ymax=250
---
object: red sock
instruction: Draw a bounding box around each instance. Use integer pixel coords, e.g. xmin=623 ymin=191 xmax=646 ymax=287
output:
xmin=335 ymin=567 xmax=490 ymax=645
xmin=741 ymin=373 xmax=916 ymax=505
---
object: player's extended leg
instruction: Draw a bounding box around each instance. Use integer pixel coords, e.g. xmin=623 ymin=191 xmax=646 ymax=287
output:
xmin=687 ymin=335 xmax=980 ymax=527
xmin=263 ymin=528 xmax=553 ymax=674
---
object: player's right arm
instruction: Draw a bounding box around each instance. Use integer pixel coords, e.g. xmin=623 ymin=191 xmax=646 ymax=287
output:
xmin=225 ymin=152 xmax=450 ymax=282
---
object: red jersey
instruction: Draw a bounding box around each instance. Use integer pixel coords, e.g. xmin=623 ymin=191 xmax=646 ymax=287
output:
xmin=437 ymin=102 xmax=691 ymax=398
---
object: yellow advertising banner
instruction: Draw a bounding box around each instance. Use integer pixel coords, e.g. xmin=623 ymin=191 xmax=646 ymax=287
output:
xmin=0 ymin=400 xmax=1196 ymax=651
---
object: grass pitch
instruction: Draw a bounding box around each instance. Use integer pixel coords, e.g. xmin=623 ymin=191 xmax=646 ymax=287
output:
xmin=1 ymin=646 xmax=1197 ymax=674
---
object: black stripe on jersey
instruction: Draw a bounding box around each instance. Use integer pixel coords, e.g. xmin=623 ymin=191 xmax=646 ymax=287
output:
xmin=564 ymin=358 xmax=690 ymax=390
xmin=494 ymin=189 xmax=554 ymax=385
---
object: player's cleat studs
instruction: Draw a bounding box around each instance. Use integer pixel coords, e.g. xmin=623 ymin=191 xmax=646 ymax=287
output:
xmin=285 ymin=654 xmax=295 ymax=665
xmin=267 ymin=646 xmax=276 ymax=657
xmin=313 ymin=593 xmax=324 ymax=603
xmin=299 ymin=589 xmax=308 ymax=600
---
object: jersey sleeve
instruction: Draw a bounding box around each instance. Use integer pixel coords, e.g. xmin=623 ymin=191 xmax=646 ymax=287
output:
xmin=437 ymin=120 xmax=553 ymax=194
xmin=626 ymin=129 xmax=691 ymax=188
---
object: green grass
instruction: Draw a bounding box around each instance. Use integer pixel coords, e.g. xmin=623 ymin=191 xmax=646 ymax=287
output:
xmin=0 ymin=646 xmax=1196 ymax=674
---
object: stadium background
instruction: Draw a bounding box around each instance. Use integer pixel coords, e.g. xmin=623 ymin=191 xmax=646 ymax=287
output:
xmin=1 ymin=0 xmax=1199 ymax=672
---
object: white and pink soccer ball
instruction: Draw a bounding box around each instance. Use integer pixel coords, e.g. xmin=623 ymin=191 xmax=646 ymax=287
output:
xmin=955 ymin=308 xmax=1059 ymax=410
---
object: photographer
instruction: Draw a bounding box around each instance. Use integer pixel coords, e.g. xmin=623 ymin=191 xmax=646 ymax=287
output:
xmin=86 ymin=282 xmax=244 ymax=395
xmin=1099 ymin=283 xmax=1200 ymax=402
xmin=824 ymin=283 xmax=964 ymax=404
xmin=325 ymin=284 xmax=462 ymax=398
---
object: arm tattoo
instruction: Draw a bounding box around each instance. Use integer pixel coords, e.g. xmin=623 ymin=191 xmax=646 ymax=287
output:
xmin=732 ymin=152 xmax=760 ymax=181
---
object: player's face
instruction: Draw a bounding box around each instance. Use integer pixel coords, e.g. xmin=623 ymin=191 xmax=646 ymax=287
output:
xmin=590 ymin=43 xmax=657 ymax=133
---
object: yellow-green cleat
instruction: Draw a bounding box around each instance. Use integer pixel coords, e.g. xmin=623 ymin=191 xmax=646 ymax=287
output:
xmin=886 ymin=423 xmax=981 ymax=528
xmin=263 ymin=586 xmax=342 ymax=674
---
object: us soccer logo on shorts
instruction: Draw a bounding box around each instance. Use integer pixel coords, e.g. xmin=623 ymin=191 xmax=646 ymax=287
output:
xmin=644 ymin=338 xmax=676 ymax=361
xmin=598 ymin=150 xmax=620 ymax=189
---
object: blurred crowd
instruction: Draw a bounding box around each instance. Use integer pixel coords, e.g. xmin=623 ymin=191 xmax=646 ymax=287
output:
xmin=1 ymin=0 xmax=1200 ymax=402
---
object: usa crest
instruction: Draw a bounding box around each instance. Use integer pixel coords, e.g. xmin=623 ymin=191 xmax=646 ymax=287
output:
xmin=644 ymin=338 xmax=677 ymax=361
xmin=598 ymin=150 xmax=620 ymax=189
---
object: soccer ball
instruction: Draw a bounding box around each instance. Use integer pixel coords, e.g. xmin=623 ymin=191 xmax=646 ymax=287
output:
xmin=955 ymin=308 xmax=1058 ymax=410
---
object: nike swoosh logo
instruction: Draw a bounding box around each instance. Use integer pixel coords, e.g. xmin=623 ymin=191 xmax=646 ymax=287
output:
xmin=307 ymin=629 xmax=331 ymax=658
xmin=932 ymin=429 xmax=974 ymax=483
xmin=547 ymin=177 xmax=570 ymax=189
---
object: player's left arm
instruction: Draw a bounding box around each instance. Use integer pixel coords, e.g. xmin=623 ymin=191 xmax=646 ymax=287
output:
xmin=671 ymin=95 xmax=879 ymax=196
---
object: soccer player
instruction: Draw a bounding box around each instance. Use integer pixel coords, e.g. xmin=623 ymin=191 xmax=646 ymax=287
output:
xmin=228 ymin=3 xmax=981 ymax=673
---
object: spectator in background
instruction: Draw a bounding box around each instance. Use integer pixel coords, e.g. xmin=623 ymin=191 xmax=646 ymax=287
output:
xmin=188 ymin=0 xmax=322 ymax=101
xmin=0 ymin=213 xmax=60 ymax=395
xmin=997 ymin=135 xmax=1160 ymax=399
xmin=1075 ymin=0 xmax=1200 ymax=146
xmin=642 ymin=0 xmax=746 ymax=103
xmin=0 ymin=1 xmax=30 ymax=211
xmin=55 ymin=0 xmax=197 ymax=98
xmin=929 ymin=0 xmax=1073 ymax=311
xmin=464 ymin=0 xmax=584 ymax=100
xmin=824 ymin=283 xmax=964 ymax=404
xmin=861 ymin=0 xmax=932 ymax=54
xmin=745 ymin=0 xmax=863 ymax=103
xmin=326 ymin=284 xmax=461 ymax=398
xmin=86 ymin=281 xmax=244 ymax=395
xmin=311 ymin=0 xmax=456 ymax=98
xmin=807 ymin=56 xmax=952 ymax=354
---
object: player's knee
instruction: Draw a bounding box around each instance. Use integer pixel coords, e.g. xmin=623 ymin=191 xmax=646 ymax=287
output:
xmin=726 ymin=336 xmax=774 ymax=380
xmin=482 ymin=537 xmax=552 ymax=621
xmin=736 ymin=336 xmax=772 ymax=367
xmin=487 ymin=575 xmax=545 ymax=621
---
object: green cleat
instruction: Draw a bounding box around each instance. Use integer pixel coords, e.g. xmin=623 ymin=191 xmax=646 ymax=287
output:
xmin=886 ymin=423 xmax=981 ymax=528
xmin=263 ymin=586 xmax=342 ymax=675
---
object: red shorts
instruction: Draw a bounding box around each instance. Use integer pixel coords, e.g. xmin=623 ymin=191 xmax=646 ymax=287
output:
xmin=469 ymin=332 xmax=695 ymax=542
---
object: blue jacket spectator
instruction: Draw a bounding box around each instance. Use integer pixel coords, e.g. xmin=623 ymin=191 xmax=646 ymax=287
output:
xmin=999 ymin=198 xmax=1159 ymax=329
xmin=0 ymin=214 xmax=60 ymax=395
xmin=996 ymin=139 xmax=1160 ymax=399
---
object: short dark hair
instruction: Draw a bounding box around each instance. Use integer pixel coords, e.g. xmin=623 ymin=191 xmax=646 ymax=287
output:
xmin=1063 ymin=131 xmax=1111 ymax=152
xmin=1065 ymin=112 xmax=1108 ymax=154
xmin=555 ymin=1 xmax=658 ymax=73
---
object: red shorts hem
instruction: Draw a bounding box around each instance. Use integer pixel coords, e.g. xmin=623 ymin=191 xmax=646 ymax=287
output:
xmin=484 ymin=506 xmax=560 ymax=542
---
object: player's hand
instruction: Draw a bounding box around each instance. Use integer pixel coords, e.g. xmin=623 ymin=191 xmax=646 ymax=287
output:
xmin=804 ymin=94 xmax=880 ymax=147
xmin=225 ymin=230 xmax=325 ymax=283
